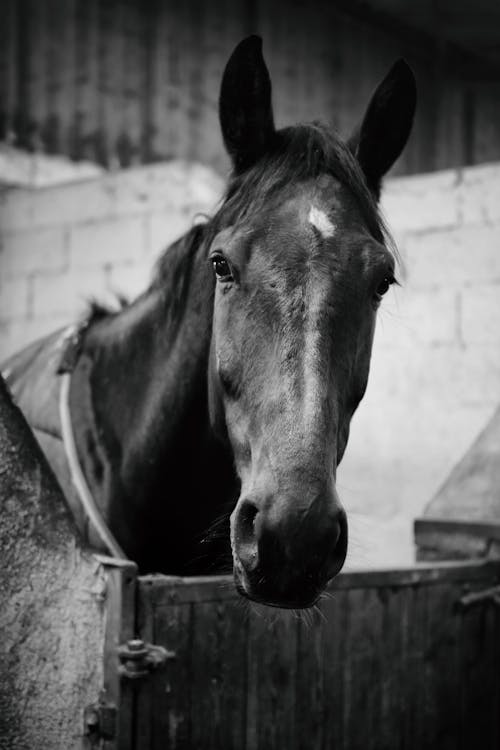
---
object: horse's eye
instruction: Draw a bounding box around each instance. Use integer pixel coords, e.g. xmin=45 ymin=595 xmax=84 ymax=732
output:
xmin=375 ymin=276 xmax=393 ymax=298
xmin=212 ymin=256 xmax=232 ymax=281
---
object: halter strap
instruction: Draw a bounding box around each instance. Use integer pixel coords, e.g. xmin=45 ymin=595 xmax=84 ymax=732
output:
xmin=58 ymin=363 xmax=126 ymax=560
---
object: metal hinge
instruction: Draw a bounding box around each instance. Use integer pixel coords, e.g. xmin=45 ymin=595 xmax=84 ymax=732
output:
xmin=84 ymin=693 xmax=117 ymax=744
xmin=117 ymin=638 xmax=176 ymax=680
xmin=457 ymin=584 xmax=500 ymax=610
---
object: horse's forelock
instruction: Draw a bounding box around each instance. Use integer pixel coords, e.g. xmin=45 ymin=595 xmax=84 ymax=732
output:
xmin=212 ymin=123 xmax=397 ymax=261
xmin=141 ymin=123 xmax=398 ymax=325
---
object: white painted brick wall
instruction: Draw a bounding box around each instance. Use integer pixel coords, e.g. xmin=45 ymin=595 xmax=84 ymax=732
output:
xmin=461 ymin=285 xmax=500 ymax=344
xmin=1 ymin=227 xmax=68 ymax=277
xmin=382 ymin=169 xmax=461 ymax=234
xmin=1 ymin=158 xmax=499 ymax=567
xmin=68 ymin=216 xmax=146 ymax=268
xmin=341 ymin=162 xmax=500 ymax=567
xmin=0 ymin=277 xmax=31 ymax=321
xmin=0 ymin=144 xmax=103 ymax=187
xmin=148 ymin=211 xmax=196 ymax=256
xmin=402 ymin=225 xmax=500 ymax=286
xmin=107 ymin=262 xmax=152 ymax=300
xmin=31 ymin=268 xmax=111 ymax=319
xmin=0 ymin=160 xmax=224 ymax=356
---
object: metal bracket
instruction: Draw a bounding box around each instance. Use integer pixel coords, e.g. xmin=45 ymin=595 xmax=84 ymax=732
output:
xmin=117 ymin=638 xmax=176 ymax=680
xmin=457 ymin=584 xmax=500 ymax=610
xmin=84 ymin=694 xmax=117 ymax=743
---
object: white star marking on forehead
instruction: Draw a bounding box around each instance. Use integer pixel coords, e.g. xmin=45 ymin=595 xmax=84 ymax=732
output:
xmin=308 ymin=205 xmax=336 ymax=239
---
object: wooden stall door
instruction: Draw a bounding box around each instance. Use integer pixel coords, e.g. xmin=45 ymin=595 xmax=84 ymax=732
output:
xmin=131 ymin=561 xmax=500 ymax=750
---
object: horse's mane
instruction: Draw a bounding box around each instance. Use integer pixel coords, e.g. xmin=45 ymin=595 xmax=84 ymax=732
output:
xmin=149 ymin=222 xmax=207 ymax=314
xmin=154 ymin=122 xmax=394 ymax=283
xmin=89 ymin=122 xmax=395 ymax=322
xmin=86 ymin=223 xmax=206 ymax=323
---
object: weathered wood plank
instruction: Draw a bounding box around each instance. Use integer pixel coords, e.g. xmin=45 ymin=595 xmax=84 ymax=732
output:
xmin=415 ymin=518 xmax=500 ymax=562
xmin=423 ymin=582 xmax=462 ymax=749
xmin=141 ymin=559 xmax=500 ymax=608
xmin=459 ymin=582 xmax=500 ymax=750
xmin=117 ymin=0 xmax=146 ymax=166
xmin=472 ymin=82 xmax=500 ymax=165
xmin=73 ymin=0 xmax=101 ymax=162
xmin=0 ymin=0 xmax=19 ymax=138
xmin=100 ymin=557 xmax=137 ymax=750
xmin=42 ymin=0 xmax=76 ymax=156
xmin=246 ymin=608 xmax=298 ymax=750
xmin=97 ymin=0 xmax=125 ymax=166
xmin=415 ymin=518 xmax=500 ymax=542
xmin=401 ymin=584 xmax=427 ymax=750
xmin=162 ymin=2 xmax=187 ymax=162
xmin=135 ymin=558 xmax=500 ymax=750
xmin=295 ymin=597 xmax=345 ymax=750
xmin=345 ymin=587 xmax=387 ymax=750
xmin=377 ymin=584 xmax=407 ymax=750
xmin=189 ymin=600 xmax=248 ymax=750
xmin=492 ymin=605 xmax=500 ymax=750
xmin=150 ymin=601 xmax=192 ymax=750
xmin=321 ymin=591 xmax=349 ymax=750
xmin=144 ymin=0 xmax=169 ymax=161
xmin=20 ymin=0 xmax=48 ymax=150
xmin=134 ymin=577 xmax=156 ymax=750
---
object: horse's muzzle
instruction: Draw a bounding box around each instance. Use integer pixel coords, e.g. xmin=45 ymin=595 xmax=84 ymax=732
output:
xmin=230 ymin=496 xmax=348 ymax=608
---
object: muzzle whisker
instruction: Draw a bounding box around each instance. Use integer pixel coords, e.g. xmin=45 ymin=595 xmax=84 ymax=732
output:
xmin=304 ymin=608 xmax=314 ymax=630
xmin=319 ymin=589 xmax=336 ymax=603
xmin=312 ymin=603 xmax=327 ymax=625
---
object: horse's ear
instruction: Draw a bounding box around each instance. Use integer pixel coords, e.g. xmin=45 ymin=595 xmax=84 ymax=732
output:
xmin=348 ymin=59 xmax=416 ymax=197
xmin=219 ymin=35 xmax=275 ymax=173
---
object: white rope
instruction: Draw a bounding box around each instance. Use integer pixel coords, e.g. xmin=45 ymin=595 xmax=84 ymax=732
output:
xmin=59 ymin=372 xmax=126 ymax=559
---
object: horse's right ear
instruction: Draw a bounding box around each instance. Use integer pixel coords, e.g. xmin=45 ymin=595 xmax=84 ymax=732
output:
xmin=219 ymin=36 xmax=275 ymax=173
xmin=348 ymin=60 xmax=417 ymax=198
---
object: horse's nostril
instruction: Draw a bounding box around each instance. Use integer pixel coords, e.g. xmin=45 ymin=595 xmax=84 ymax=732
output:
xmin=331 ymin=519 xmax=341 ymax=548
xmin=234 ymin=499 xmax=260 ymax=572
xmin=327 ymin=510 xmax=348 ymax=580
xmin=237 ymin=499 xmax=259 ymax=544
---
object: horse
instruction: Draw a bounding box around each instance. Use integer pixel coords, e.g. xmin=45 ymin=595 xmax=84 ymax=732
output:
xmin=3 ymin=36 xmax=416 ymax=608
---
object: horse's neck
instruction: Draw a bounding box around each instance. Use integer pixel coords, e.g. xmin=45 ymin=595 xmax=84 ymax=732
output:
xmin=77 ymin=234 xmax=215 ymax=509
xmin=74 ymin=230 xmax=238 ymax=571
xmin=95 ymin=255 xmax=213 ymax=443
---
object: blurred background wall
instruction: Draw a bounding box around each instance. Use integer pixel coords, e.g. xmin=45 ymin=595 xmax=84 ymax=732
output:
xmin=2 ymin=0 xmax=500 ymax=176
xmin=1 ymin=0 xmax=500 ymax=566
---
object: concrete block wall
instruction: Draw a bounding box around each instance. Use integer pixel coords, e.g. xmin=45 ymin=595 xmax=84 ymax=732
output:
xmin=0 ymin=144 xmax=103 ymax=187
xmin=0 ymin=161 xmax=224 ymax=357
xmin=339 ymin=163 xmax=500 ymax=566
xmin=1 ymin=159 xmax=499 ymax=565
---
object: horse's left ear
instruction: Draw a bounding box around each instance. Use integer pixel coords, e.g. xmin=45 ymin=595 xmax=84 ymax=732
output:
xmin=219 ymin=35 xmax=276 ymax=173
xmin=349 ymin=60 xmax=417 ymax=198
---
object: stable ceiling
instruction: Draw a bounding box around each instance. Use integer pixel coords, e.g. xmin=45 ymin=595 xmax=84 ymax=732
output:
xmin=357 ymin=0 xmax=500 ymax=73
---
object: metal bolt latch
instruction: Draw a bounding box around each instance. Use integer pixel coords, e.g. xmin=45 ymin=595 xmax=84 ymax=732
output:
xmin=84 ymin=694 xmax=117 ymax=743
xmin=457 ymin=584 xmax=500 ymax=610
xmin=117 ymin=638 xmax=176 ymax=680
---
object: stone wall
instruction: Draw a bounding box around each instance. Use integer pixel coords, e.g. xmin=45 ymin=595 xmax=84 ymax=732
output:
xmin=0 ymin=374 xmax=106 ymax=749
xmin=0 ymin=161 xmax=224 ymax=357
xmin=0 ymin=144 xmax=104 ymax=188
xmin=1 ymin=160 xmax=499 ymax=565
xmin=340 ymin=164 xmax=500 ymax=565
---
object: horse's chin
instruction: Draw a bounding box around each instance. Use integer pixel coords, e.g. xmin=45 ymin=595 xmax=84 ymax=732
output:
xmin=233 ymin=569 xmax=322 ymax=610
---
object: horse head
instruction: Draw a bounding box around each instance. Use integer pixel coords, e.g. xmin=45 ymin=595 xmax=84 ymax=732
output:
xmin=208 ymin=37 xmax=416 ymax=607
